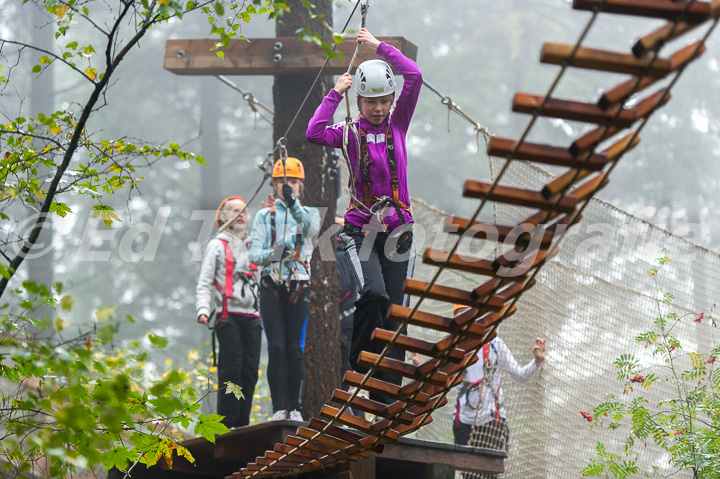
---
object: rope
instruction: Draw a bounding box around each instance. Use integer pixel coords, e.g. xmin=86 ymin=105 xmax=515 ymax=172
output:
xmin=216 ymin=75 xmax=274 ymax=126
xmin=422 ymin=78 xmax=492 ymax=149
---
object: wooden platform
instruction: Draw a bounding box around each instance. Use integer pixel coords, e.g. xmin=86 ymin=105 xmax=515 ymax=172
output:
xmin=163 ymin=37 xmax=418 ymax=76
xmin=108 ymin=420 xmax=505 ymax=479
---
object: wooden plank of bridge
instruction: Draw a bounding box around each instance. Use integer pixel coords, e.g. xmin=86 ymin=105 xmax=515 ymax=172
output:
xmin=512 ymin=93 xmax=638 ymax=127
xmin=462 ymin=181 xmax=578 ymax=214
xmin=542 ymin=132 xmax=640 ymax=198
xmin=163 ymin=37 xmax=417 ymax=76
xmin=342 ymin=370 xmax=431 ymax=406
xmin=487 ymin=136 xmax=609 ymax=170
xmin=600 ymin=41 xmax=706 ymax=109
xmin=540 ymin=42 xmax=674 ymax=77
xmin=572 ymin=0 xmax=713 ymax=23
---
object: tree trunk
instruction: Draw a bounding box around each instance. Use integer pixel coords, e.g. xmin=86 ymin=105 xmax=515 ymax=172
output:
xmin=274 ymin=0 xmax=339 ymax=418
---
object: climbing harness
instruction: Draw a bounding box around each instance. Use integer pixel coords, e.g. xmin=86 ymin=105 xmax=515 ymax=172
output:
xmin=209 ymin=237 xmax=259 ymax=366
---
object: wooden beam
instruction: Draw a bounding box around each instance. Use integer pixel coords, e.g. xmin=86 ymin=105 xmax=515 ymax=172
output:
xmin=163 ymin=36 xmax=418 ymax=76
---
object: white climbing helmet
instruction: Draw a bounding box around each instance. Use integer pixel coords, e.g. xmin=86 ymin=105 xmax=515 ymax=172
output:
xmin=354 ymin=59 xmax=396 ymax=98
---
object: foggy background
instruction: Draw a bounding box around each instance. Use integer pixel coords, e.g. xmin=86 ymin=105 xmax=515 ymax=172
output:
xmin=1 ymin=0 xmax=718 ymax=459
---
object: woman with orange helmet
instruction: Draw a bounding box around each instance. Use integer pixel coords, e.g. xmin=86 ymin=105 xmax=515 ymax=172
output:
xmin=248 ymin=157 xmax=320 ymax=422
xmin=195 ymin=196 xmax=261 ymax=428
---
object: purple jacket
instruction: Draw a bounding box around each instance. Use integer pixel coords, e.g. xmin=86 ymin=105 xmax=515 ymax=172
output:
xmin=306 ymin=42 xmax=422 ymax=231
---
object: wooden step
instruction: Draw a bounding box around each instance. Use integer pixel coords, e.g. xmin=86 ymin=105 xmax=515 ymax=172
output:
xmin=493 ymin=245 xmax=559 ymax=275
xmin=543 ymin=132 xmax=640 ymax=197
xmin=512 ymin=93 xmax=638 ymax=128
xmin=343 ymin=370 xmax=430 ymax=405
xmin=444 ymin=216 xmax=556 ymax=248
xmin=375 ymin=411 xmax=436 ymax=436
xmin=463 ymin=181 xmax=578 ymax=214
xmin=371 ymin=328 xmax=466 ymax=363
xmin=570 ymin=89 xmax=668 ymax=156
xmin=633 ymin=22 xmax=701 ymax=57
xmin=331 ymin=389 xmax=416 ymax=425
xmin=283 ymin=435 xmax=351 ymax=467
xmin=371 ymin=396 xmax=448 ymax=434
xmin=600 ymin=41 xmax=706 ymax=109
xmin=569 ymin=174 xmax=610 ymax=206
xmin=357 ymin=351 xmax=449 ymax=387
xmin=451 ymin=304 xmax=516 ymax=331
xmin=275 ymin=443 xmax=326 ymax=460
xmin=388 ymin=304 xmax=487 ymax=338
xmin=296 ymin=426 xmax=365 ymax=459
xmin=572 ymin=0 xmax=713 ymax=23
xmin=307 ymin=417 xmax=386 ymax=454
xmin=424 ymin=247 xmax=532 ymax=280
xmin=265 ymin=451 xmax=306 ymax=464
xmin=488 ymin=136 xmax=609 ymax=170
xmin=472 ymin=277 xmax=503 ymax=300
xmin=404 ymin=278 xmax=473 ymax=305
xmin=540 ymin=42 xmax=673 ymax=77
xmin=254 ymin=456 xmax=307 ymax=469
xmin=320 ymin=405 xmax=400 ymax=440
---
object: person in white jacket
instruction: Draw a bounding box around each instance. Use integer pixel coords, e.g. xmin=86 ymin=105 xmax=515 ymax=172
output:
xmin=196 ymin=196 xmax=261 ymax=428
xmin=452 ymin=305 xmax=546 ymax=477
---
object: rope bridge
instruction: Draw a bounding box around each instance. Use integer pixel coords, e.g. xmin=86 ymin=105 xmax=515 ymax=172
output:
xmin=236 ymin=1 xmax=720 ymax=476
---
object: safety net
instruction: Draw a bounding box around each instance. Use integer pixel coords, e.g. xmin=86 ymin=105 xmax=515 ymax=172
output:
xmin=406 ymin=157 xmax=719 ymax=478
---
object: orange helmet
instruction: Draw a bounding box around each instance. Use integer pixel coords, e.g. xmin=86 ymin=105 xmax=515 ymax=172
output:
xmin=215 ymin=196 xmax=246 ymax=228
xmin=453 ymin=304 xmax=471 ymax=317
xmin=272 ymin=157 xmax=305 ymax=180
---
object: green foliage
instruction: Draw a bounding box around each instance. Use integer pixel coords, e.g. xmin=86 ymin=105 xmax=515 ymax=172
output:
xmin=582 ymin=252 xmax=720 ymax=478
xmin=0 ymin=281 xmax=230 ymax=477
xmin=0 ymin=0 xmax=281 ymax=294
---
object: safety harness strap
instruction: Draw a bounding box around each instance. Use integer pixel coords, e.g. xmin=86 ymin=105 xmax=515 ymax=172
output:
xmin=483 ymin=342 xmax=501 ymax=421
xmin=214 ymin=239 xmax=234 ymax=321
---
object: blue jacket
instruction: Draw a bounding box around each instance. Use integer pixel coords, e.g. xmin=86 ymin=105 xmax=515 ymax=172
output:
xmin=248 ymin=198 xmax=321 ymax=281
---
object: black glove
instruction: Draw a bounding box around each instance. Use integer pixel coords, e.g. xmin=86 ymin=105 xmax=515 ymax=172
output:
xmin=282 ymin=183 xmax=296 ymax=207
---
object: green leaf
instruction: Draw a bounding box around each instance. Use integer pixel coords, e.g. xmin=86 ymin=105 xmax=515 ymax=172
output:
xmin=60 ymin=296 xmax=75 ymax=311
xmin=147 ymin=333 xmax=168 ymax=349
xmin=32 ymin=65 xmax=42 ymax=74
xmin=214 ymin=1 xmax=225 ymax=16
xmin=95 ymin=305 xmax=117 ymax=323
xmin=224 ymin=381 xmax=244 ymax=400
xmin=101 ymin=447 xmax=135 ymax=472
xmin=194 ymin=414 xmax=229 ymax=443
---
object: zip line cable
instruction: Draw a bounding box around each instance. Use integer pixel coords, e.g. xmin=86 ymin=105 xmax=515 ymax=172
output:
xmin=216 ymin=75 xmax=275 ymax=126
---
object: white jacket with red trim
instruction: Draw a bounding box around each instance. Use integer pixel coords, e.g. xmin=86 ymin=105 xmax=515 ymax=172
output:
xmin=452 ymin=338 xmax=539 ymax=426
xmin=195 ymin=231 xmax=259 ymax=319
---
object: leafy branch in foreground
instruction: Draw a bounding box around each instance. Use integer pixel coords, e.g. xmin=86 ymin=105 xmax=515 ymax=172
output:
xmin=0 ymin=0 xmax=289 ymax=299
xmin=0 ymin=280 xmax=234 ymax=477
xmin=581 ymin=249 xmax=720 ymax=479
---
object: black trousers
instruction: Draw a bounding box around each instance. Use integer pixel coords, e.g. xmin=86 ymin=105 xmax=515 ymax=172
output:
xmin=216 ymin=313 xmax=262 ymax=428
xmin=340 ymin=229 xmax=414 ymax=404
xmin=260 ymin=282 xmax=310 ymax=413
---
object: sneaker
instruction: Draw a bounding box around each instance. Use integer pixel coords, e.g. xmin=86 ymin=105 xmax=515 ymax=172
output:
xmin=289 ymin=410 xmax=304 ymax=422
xmin=271 ymin=410 xmax=288 ymax=421
xmin=348 ymin=386 xmax=369 ymax=400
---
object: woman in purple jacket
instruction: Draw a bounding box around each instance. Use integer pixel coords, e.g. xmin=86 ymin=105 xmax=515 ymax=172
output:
xmin=306 ymin=28 xmax=422 ymax=403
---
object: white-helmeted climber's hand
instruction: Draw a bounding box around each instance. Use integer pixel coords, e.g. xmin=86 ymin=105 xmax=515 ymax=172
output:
xmin=357 ymin=28 xmax=380 ymax=51
xmin=334 ymin=72 xmax=353 ymax=94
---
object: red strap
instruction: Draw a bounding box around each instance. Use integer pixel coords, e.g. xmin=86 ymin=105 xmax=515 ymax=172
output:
xmin=218 ymin=239 xmax=234 ymax=320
